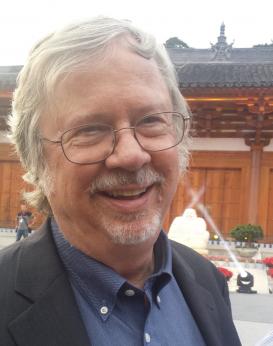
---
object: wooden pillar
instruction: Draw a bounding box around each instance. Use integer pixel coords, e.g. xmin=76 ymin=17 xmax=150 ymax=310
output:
xmin=247 ymin=143 xmax=263 ymax=224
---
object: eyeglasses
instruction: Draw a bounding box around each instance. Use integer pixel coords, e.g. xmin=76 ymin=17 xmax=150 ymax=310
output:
xmin=41 ymin=112 xmax=190 ymax=165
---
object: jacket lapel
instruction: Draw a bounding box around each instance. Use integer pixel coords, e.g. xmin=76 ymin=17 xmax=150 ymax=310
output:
xmin=8 ymin=221 xmax=90 ymax=346
xmin=172 ymin=243 xmax=223 ymax=346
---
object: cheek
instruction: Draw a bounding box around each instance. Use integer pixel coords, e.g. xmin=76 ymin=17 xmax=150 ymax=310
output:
xmin=54 ymin=163 xmax=103 ymax=195
xmin=164 ymin=168 xmax=180 ymax=199
xmin=153 ymin=150 xmax=180 ymax=199
xmin=153 ymin=149 xmax=180 ymax=180
xmin=46 ymin=159 xmax=83 ymax=196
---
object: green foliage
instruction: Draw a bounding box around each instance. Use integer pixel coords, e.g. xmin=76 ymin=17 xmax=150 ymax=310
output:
xmin=165 ymin=37 xmax=190 ymax=48
xmin=230 ymin=224 xmax=264 ymax=247
xmin=253 ymin=41 xmax=273 ymax=48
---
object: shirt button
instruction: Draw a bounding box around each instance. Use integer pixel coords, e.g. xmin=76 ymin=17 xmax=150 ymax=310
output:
xmin=125 ymin=289 xmax=135 ymax=297
xmin=145 ymin=332 xmax=151 ymax=343
xmin=156 ymin=295 xmax=161 ymax=304
xmin=100 ymin=306 xmax=108 ymax=315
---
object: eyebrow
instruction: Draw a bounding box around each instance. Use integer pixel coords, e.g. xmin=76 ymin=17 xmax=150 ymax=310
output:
xmin=65 ymin=113 xmax=111 ymax=129
xmin=66 ymin=103 xmax=171 ymax=128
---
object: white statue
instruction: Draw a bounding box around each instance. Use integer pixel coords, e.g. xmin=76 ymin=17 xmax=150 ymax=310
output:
xmin=168 ymin=208 xmax=210 ymax=255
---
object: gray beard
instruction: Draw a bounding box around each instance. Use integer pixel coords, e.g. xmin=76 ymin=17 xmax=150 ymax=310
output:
xmin=44 ymin=166 xmax=165 ymax=244
xmin=87 ymin=167 xmax=164 ymax=244
xmin=99 ymin=209 xmax=162 ymax=245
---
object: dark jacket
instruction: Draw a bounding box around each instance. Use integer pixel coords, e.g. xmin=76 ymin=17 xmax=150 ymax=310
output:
xmin=0 ymin=219 xmax=241 ymax=346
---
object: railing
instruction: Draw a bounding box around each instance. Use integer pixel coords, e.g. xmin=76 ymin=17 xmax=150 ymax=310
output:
xmin=0 ymin=228 xmax=16 ymax=234
xmin=208 ymin=239 xmax=273 ymax=249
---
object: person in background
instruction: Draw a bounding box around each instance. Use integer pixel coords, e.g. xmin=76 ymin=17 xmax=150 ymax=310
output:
xmin=0 ymin=17 xmax=241 ymax=345
xmin=15 ymin=202 xmax=33 ymax=241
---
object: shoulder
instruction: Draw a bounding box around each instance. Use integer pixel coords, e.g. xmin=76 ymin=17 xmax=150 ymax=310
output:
xmin=0 ymin=219 xmax=63 ymax=343
xmin=0 ymin=229 xmax=41 ymax=275
xmin=0 ymin=219 xmax=53 ymax=280
xmin=171 ymin=239 xmax=210 ymax=264
xmin=170 ymin=239 xmax=225 ymax=288
xmin=0 ymin=218 xmax=62 ymax=306
xmin=0 ymin=241 xmax=23 ymax=279
xmin=0 ymin=240 xmax=31 ymax=334
xmin=170 ymin=239 xmax=231 ymax=308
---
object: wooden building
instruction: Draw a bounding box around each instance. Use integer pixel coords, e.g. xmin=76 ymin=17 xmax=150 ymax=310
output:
xmin=0 ymin=25 xmax=273 ymax=241
xmin=164 ymin=24 xmax=273 ymax=242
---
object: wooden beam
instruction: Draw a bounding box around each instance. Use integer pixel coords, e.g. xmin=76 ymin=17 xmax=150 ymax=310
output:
xmin=0 ymin=91 xmax=12 ymax=98
xmin=247 ymin=143 xmax=263 ymax=223
xmin=0 ymin=143 xmax=18 ymax=161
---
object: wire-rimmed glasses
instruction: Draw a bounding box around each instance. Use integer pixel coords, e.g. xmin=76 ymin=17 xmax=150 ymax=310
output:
xmin=41 ymin=112 xmax=190 ymax=165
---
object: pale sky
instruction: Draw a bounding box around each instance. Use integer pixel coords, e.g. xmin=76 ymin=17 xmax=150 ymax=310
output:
xmin=0 ymin=0 xmax=272 ymax=65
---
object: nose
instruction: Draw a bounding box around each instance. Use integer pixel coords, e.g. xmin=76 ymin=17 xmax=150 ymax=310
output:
xmin=104 ymin=127 xmax=151 ymax=171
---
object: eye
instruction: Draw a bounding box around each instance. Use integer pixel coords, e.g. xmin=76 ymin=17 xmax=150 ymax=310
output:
xmin=63 ymin=124 xmax=111 ymax=146
xmin=76 ymin=124 xmax=109 ymax=137
xmin=138 ymin=115 xmax=166 ymax=127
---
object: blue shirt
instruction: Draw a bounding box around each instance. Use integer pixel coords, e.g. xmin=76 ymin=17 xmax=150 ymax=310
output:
xmin=52 ymin=219 xmax=205 ymax=346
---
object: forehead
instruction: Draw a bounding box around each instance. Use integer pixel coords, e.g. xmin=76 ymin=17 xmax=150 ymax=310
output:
xmin=60 ymin=47 xmax=169 ymax=104
xmin=42 ymin=46 xmax=172 ymax=132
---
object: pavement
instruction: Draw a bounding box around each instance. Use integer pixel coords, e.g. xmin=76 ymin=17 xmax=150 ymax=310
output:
xmin=230 ymin=293 xmax=273 ymax=346
xmin=0 ymin=229 xmax=16 ymax=249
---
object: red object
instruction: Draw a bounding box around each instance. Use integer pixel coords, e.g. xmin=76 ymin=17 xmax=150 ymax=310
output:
xmin=262 ymin=257 xmax=273 ymax=267
xmin=267 ymin=268 xmax=273 ymax=278
xmin=217 ymin=267 xmax=233 ymax=280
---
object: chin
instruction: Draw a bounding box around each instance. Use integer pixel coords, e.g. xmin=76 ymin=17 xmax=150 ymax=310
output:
xmin=105 ymin=211 xmax=162 ymax=245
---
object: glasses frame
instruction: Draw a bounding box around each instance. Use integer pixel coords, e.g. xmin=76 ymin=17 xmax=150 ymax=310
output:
xmin=41 ymin=111 xmax=190 ymax=165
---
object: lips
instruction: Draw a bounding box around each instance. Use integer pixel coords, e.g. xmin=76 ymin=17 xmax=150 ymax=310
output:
xmin=100 ymin=186 xmax=150 ymax=200
xmin=88 ymin=168 xmax=164 ymax=211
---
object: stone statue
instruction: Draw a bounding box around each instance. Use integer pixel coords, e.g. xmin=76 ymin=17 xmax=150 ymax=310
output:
xmin=168 ymin=208 xmax=210 ymax=255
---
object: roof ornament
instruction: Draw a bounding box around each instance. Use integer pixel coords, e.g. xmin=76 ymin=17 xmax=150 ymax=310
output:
xmin=220 ymin=22 xmax=225 ymax=36
xmin=210 ymin=22 xmax=234 ymax=61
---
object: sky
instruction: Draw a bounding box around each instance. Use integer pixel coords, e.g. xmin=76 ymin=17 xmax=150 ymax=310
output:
xmin=0 ymin=0 xmax=272 ymax=65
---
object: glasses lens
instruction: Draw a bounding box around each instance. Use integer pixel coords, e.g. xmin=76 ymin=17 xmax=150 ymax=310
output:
xmin=62 ymin=124 xmax=114 ymax=164
xmin=135 ymin=112 xmax=186 ymax=151
xmin=59 ymin=112 xmax=188 ymax=164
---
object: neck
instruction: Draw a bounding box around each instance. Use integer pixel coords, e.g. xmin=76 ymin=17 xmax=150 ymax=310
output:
xmin=64 ymin=231 xmax=157 ymax=289
xmin=110 ymin=246 xmax=155 ymax=289
xmin=53 ymin=217 xmax=159 ymax=289
xmin=91 ymin=239 xmax=156 ymax=289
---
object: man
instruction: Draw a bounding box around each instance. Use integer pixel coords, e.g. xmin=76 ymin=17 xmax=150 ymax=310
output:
xmin=15 ymin=202 xmax=33 ymax=241
xmin=0 ymin=17 xmax=241 ymax=345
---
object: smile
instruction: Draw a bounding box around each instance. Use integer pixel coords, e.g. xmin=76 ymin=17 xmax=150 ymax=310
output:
xmin=91 ymin=184 xmax=155 ymax=213
xmin=101 ymin=187 xmax=150 ymax=200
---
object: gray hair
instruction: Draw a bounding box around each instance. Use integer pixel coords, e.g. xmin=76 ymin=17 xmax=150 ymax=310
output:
xmin=9 ymin=16 xmax=191 ymax=214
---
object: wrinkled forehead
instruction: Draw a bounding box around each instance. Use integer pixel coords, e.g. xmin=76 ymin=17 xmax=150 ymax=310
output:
xmin=49 ymin=34 xmax=155 ymax=96
xmin=39 ymin=43 xmax=170 ymax=132
xmin=57 ymin=39 xmax=162 ymax=91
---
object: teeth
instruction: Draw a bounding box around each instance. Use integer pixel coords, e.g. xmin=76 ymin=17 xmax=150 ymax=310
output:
xmin=108 ymin=188 xmax=147 ymax=197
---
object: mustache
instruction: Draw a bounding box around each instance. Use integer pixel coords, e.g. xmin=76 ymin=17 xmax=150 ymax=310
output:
xmin=88 ymin=167 xmax=165 ymax=194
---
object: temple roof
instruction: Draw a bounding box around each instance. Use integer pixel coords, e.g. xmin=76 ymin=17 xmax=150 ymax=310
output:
xmin=0 ymin=25 xmax=273 ymax=90
xmin=168 ymin=47 xmax=273 ymax=64
xmin=167 ymin=23 xmax=273 ymax=88
xmin=173 ymin=62 xmax=273 ymax=88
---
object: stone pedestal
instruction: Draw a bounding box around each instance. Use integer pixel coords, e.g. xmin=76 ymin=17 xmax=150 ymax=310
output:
xmin=236 ymin=248 xmax=258 ymax=258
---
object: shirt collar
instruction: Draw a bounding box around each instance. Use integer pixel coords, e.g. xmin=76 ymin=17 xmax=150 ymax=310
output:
xmin=51 ymin=218 xmax=173 ymax=319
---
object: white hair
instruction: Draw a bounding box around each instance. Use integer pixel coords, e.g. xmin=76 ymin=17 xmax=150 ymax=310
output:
xmin=8 ymin=16 xmax=191 ymax=214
